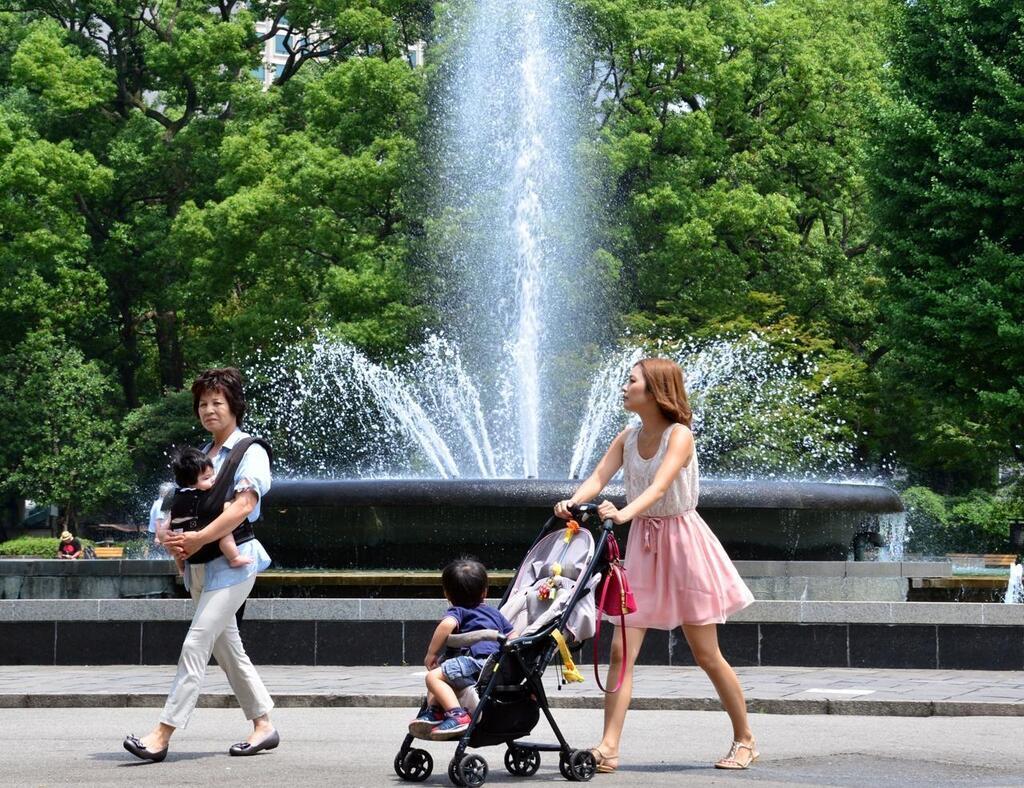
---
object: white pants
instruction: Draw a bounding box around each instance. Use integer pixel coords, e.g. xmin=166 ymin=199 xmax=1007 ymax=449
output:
xmin=160 ymin=564 xmax=273 ymax=729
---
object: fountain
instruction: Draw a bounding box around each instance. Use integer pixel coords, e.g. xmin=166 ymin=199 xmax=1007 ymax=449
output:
xmin=1007 ymin=563 xmax=1024 ymax=604
xmin=242 ymin=0 xmax=904 ymax=570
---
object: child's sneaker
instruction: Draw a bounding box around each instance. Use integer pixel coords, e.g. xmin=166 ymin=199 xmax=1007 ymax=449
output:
xmin=430 ymin=707 xmax=472 ymax=740
xmin=408 ymin=704 xmax=444 ymax=738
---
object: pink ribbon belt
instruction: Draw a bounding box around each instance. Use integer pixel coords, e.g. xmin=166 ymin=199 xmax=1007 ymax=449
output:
xmin=635 ymin=512 xmax=695 ymax=553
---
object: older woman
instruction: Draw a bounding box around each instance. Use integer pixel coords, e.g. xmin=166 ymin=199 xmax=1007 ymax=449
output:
xmin=124 ymin=367 xmax=279 ymax=762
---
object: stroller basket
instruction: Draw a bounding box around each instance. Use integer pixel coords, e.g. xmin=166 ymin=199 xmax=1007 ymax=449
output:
xmin=394 ymin=504 xmax=615 ymax=786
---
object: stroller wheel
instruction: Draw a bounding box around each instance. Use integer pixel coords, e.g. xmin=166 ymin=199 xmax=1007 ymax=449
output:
xmin=394 ymin=748 xmax=433 ymax=782
xmin=562 ymin=749 xmax=596 ymax=782
xmin=505 ymin=745 xmax=541 ymax=776
xmin=448 ymin=757 xmax=464 ymax=786
xmin=455 ymin=753 xmax=489 ymax=787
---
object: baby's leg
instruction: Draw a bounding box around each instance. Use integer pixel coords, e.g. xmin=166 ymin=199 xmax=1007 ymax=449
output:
xmin=219 ymin=533 xmax=252 ymax=567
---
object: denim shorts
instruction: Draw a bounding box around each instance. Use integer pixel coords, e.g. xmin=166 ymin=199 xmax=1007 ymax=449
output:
xmin=441 ymin=655 xmax=487 ymax=690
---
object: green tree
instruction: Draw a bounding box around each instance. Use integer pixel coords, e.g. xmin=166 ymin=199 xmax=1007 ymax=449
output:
xmin=0 ymin=331 xmax=131 ymax=527
xmin=869 ymin=0 xmax=1024 ymax=490
xmin=0 ymin=0 xmax=431 ymax=408
xmin=574 ymin=0 xmax=887 ymax=353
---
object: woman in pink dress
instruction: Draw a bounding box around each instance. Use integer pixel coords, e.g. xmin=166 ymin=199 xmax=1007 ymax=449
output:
xmin=554 ymin=357 xmax=757 ymax=772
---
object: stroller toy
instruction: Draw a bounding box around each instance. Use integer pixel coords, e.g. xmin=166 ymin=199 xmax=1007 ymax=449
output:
xmin=394 ymin=504 xmax=616 ymax=786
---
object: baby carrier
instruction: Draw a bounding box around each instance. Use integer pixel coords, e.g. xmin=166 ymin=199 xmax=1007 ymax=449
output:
xmin=394 ymin=504 xmax=616 ymax=786
xmin=162 ymin=437 xmax=271 ymax=564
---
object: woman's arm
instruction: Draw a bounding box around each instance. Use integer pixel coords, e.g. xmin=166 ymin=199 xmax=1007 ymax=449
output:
xmin=554 ymin=429 xmax=629 ymax=519
xmin=163 ymin=490 xmax=257 ymax=559
xmin=598 ymin=426 xmax=693 ymax=524
xmin=425 ymin=616 xmax=459 ymax=669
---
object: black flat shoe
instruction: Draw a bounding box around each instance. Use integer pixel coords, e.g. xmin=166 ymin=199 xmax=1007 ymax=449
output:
xmin=229 ymin=729 xmax=280 ymax=756
xmin=123 ymin=734 xmax=168 ymax=763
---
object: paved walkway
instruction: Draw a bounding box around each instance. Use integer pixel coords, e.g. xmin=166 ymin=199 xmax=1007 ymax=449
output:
xmin=2 ymin=665 xmax=1022 ymax=716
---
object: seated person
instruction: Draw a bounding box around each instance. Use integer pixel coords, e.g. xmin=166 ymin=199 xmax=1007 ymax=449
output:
xmin=161 ymin=447 xmax=252 ymax=573
xmin=57 ymin=531 xmax=83 ymax=560
xmin=409 ymin=557 xmax=514 ymax=740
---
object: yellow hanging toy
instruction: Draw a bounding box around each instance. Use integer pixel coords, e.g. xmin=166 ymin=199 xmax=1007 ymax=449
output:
xmin=539 ymin=520 xmax=579 ymax=602
xmin=551 ymin=629 xmax=584 ymax=683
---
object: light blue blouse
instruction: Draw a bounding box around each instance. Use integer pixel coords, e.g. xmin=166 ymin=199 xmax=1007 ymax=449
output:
xmin=182 ymin=428 xmax=273 ymax=593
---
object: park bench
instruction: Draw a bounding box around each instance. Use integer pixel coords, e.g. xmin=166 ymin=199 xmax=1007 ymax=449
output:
xmin=92 ymin=546 xmax=124 ymax=559
xmin=947 ymin=553 xmax=1017 ymax=568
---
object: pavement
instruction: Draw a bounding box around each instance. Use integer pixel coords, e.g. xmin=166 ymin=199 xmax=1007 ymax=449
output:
xmin=2 ymin=707 xmax=1024 ymax=786
xmin=2 ymin=664 xmax=1023 ymax=716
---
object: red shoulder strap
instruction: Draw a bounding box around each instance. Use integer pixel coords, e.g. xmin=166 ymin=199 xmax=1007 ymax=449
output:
xmin=593 ymin=566 xmax=628 ymax=693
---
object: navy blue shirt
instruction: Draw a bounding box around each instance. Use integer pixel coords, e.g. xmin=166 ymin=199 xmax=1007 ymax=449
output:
xmin=444 ymin=604 xmax=514 ymax=659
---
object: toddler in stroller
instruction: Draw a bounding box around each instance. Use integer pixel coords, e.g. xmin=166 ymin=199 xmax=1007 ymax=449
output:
xmin=394 ymin=504 xmax=614 ymax=786
xmin=409 ymin=558 xmax=515 ymax=740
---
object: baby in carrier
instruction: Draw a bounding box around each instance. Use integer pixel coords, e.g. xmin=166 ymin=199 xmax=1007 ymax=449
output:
xmin=409 ymin=558 xmax=514 ymax=741
xmin=162 ymin=447 xmax=252 ymax=573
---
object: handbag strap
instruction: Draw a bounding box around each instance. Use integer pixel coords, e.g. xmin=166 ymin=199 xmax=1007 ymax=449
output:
xmin=605 ymin=532 xmax=621 ymax=562
xmin=593 ymin=563 xmax=629 ymax=693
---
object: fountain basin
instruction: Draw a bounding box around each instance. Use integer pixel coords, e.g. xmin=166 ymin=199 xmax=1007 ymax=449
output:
xmin=259 ymin=478 xmax=904 ymax=568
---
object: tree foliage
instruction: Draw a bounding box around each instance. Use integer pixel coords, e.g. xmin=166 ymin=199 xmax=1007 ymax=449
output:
xmin=0 ymin=0 xmax=431 ymax=412
xmin=0 ymin=331 xmax=131 ymax=526
xmin=870 ymin=0 xmax=1024 ymax=487
xmin=574 ymin=0 xmax=887 ymax=351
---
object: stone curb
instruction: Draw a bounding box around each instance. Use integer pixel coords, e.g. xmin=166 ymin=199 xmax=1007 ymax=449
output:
xmin=0 ymin=692 xmax=1020 ymax=717
xmin=4 ymin=598 xmax=1023 ymax=625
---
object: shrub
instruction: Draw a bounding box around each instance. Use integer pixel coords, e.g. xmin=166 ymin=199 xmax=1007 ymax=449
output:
xmin=0 ymin=535 xmax=94 ymax=557
xmin=947 ymin=491 xmax=1016 ymax=554
xmin=903 ymin=486 xmax=1021 ymax=554
xmin=902 ymin=486 xmax=948 ymax=554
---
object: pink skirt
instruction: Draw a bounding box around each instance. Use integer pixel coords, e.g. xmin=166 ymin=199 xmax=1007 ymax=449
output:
xmin=618 ymin=512 xmax=754 ymax=629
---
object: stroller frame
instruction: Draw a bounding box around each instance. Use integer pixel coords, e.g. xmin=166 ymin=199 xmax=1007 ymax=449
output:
xmin=394 ymin=504 xmax=614 ymax=786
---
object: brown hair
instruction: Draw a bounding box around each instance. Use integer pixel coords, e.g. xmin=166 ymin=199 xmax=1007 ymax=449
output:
xmin=191 ymin=367 xmax=247 ymax=426
xmin=636 ymin=358 xmax=692 ymax=427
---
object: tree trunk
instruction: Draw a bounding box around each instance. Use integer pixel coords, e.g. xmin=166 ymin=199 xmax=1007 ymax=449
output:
xmin=154 ymin=310 xmax=184 ymax=391
xmin=117 ymin=302 xmax=141 ymax=408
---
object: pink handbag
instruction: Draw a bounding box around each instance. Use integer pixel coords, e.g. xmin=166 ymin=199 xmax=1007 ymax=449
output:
xmin=593 ymin=532 xmax=637 ymax=692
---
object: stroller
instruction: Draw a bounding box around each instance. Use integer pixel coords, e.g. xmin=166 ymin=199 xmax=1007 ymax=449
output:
xmin=394 ymin=504 xmax=615 ymax=786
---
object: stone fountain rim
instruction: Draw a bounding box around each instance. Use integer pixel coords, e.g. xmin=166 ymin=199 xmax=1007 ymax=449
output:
xmin=266 ymin=478 xmax=904 ymax=513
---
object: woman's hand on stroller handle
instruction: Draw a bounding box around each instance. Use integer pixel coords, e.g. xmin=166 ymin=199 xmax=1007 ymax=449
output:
xmin=597 ymin=499 xmax=627 ymax=525
xmin=554 ymin=500 xmax=598 ymax=519
xmin=553 ymin=500 xmax=615 ymax=530
xmin=553 ymin=498 xmax=577 ymax=519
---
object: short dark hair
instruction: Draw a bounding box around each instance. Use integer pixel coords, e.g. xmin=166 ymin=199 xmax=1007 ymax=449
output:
xmin=441 ymin=557 xmax=488 ymax=608
xmin=171 ymin=446 xmax=213 ymax=487
xmin=191 ymin=367 xmax=246 ymax=426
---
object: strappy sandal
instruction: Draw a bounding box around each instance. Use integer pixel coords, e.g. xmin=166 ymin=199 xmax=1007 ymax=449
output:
xmin=714 ymin=739 xmax=759 ymax=770
xmin=591 ymin=748 xmax=619 ymax=774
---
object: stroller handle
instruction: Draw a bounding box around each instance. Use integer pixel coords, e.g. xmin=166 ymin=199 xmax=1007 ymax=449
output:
xmin=570 ymin=502 xmax=615 ymax=531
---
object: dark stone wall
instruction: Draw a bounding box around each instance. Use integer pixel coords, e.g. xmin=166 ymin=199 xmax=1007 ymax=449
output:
xmin=2 ymin=620 xmax=1020 ymax=670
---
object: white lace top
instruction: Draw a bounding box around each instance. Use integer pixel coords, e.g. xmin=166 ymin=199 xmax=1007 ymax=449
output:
xmin=622 ymin=423 xmax=699 ymax=516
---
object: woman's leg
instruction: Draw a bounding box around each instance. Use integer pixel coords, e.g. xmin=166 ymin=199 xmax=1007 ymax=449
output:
xmin=146 ymin=571 xmax=257 ymax=744
xmin=681 ymin=623 xmax=755 ymax=758
xmin=594 ymin=626 xmax=647 ymax=762
xmin=209 ymin=598 xmax=275 ymax=743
